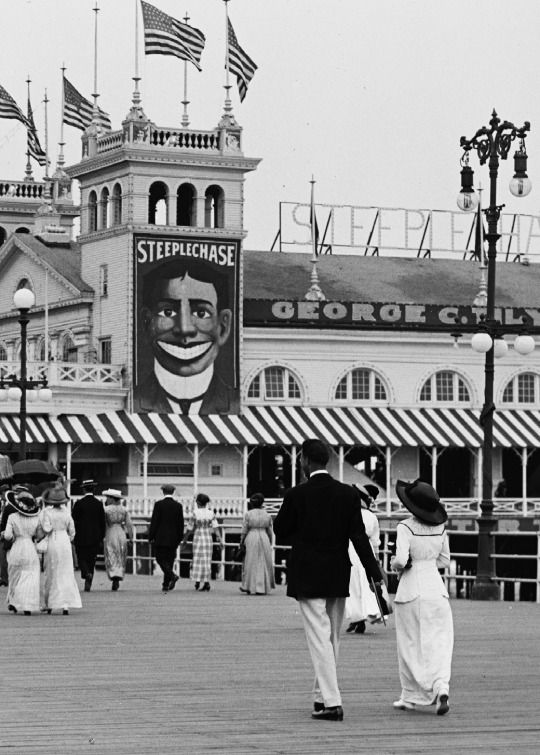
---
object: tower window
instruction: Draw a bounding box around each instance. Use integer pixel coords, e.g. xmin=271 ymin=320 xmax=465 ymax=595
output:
xmin=148 ymin=181 xmax=168 ymax=225
xmin=176 ymin=183 xmax=196 ymax=226
xmin=112 ymin=183 xmax=122 ymax=225
xmin=204 ymin=185 xmax=224 ymax=228
xmin=88 ymin=190 xmax=98 ymax=232
xmin=99 ymin=265 xmax=108 ymax=297
xmin=100 ymin=187 xmax=110 ymax=229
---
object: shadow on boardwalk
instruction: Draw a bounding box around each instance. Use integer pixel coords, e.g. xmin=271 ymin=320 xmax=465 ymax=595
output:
xmin=0 ymin=575 xmax=538 ymax=755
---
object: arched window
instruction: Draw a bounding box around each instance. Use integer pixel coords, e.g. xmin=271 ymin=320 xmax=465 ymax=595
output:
xmin=111 ymin=183 xmax=122 ymax=226
xmin=148 ymin=181 xmax=168 ymax=225
xmin=335 ymin=368 xmax=388 ymax=402
xmin=247 ymin=366 xmax=302 ymax=402
xmin=60 ymin=333 xmax=77 ymax=363
xmin=99 ymin=187 xmax=110 ymax=229
xmin=15 ymin=227 xmax=30 ymax=234
xmin=502 ymin=372 xmax=539 ymax=405
xmin=176 ymin=183 xmax=196 ymax=226
xmin=419 ymin=370 xmax=470 ymax=402
xmin=0 ymin=227 xmax=6 ymax=246
xmin=204 ymin=185 xmax=224 ymax=228
xmin=88 ymin=190 xmax=98 ymax=232
xmin=0 ymin=344 xmax=7 ymax=361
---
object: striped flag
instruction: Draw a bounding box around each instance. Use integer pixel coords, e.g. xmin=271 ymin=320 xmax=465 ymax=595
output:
xmin=27 ymin=95 xmax=47 ymax=167
xmin=0 ymin=84 xmax=30 ymax=128
xmin=140 ymin=1 xmax=205 ymax=71
xmin=227 ymin=18 xmax=257 ymax=102
xmin=63 ymin=76 xmax=111 ymax=132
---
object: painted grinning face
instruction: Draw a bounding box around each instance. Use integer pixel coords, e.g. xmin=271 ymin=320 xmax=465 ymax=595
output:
xmin=143 ymin=273 xmax=232 ymax=378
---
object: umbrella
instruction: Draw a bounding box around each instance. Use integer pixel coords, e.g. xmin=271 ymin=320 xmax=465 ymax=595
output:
xmin=12 ymin=459 xmax=61 ymax=484
xmin=0 ymin=454 xmax=13 ymax=482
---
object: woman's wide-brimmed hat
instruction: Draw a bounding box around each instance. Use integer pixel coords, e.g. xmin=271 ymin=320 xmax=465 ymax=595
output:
xmin=5 ymin=486 xmax=40 ymax=516
xmin=42 ymin=486 xmax=69 ymax=506
xmin=102 ymin=488 xmax=123 ymax=500
xmin=395 ymin=479 xmax=447 ymax=525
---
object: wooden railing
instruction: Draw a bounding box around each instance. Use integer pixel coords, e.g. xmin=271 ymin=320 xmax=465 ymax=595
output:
xmin=0 ymin=361 xmax=124 ymax=388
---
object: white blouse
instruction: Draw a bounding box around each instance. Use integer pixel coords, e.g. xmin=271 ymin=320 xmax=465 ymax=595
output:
xmin=393 ymin=516 xmax=450 ymax=603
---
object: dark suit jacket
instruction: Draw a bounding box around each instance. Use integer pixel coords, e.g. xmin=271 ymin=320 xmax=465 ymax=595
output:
xmin=148 ymin=496 xmax=184 ymax=548
xmin=72 ymin=494 xmax=106 ymax=547
xmin=273 ymin=472 xmax=382 ymax=600
xmin=133 ymin=370 xmax=237 ymax=415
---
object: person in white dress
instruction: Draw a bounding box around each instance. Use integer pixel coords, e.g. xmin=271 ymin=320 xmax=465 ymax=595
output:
xmin=345 ymin=484 xmax=386 ymax=633
xmin=103 ymin=489 xmax=134 ymax=591
xmin=38 ymin=486 xmax=82 ymax=616
xmin=182 ymin=493 xmax=222 ymax=591
xmin=2 ymin=487 xmax=41 ymax=615
xmin=391 ymin=479 xmax=453 ymax=716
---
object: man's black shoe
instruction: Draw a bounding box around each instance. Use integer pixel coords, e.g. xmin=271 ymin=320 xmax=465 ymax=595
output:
xmin=84 ymin=576 xmax=92 ymax=592
xmin=313 ymin=702 xmax=325 ymax=713
xmin=311 ymin=706 xmax=343 ymax=721
xmin=168 ymin=574 xmax=179 ymax=591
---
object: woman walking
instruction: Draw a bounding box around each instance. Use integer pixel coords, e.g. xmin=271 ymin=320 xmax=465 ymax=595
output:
xmin=239 ymin=493 xmax=275 ymax=595
xmin=391 ymin=479 xmax=453 ymax=716
xmin=39 ymin=486 xmax=82 ymax=615
xmin=182 ymin=493 xmax=222 ymax=591
xmin=2 ymin=487 xmax=41 ymax=615
xmin=103 ymin=489 xmax=134 ymax=591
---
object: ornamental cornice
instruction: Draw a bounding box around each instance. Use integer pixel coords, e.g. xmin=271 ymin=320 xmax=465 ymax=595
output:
xmin=0 ymin=296 xmax=93 ymax=322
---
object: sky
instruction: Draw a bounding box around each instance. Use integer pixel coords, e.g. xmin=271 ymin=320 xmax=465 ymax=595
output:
xmin=1 ymin=0 xmax=540 ymax=255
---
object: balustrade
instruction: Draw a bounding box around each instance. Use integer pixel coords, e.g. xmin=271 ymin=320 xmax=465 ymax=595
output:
xmin=0 ymin=181 xmax=44 ymax=199
xmin=0 ymin=360 xmax=123 ymax=387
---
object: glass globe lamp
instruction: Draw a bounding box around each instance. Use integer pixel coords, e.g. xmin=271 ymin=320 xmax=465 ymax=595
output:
xmin=514 ymin=334 xmax=535 ymax=355
xmin=471 ymin=332 xmax=493 ymax=353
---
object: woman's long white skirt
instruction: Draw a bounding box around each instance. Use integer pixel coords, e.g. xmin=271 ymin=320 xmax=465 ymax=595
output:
xmin=394 ymin=595 xmax=453 ymax=705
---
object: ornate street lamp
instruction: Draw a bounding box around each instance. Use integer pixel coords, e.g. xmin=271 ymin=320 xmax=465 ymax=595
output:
xmin=458 ymin=110 xmax=532 ymax=600
xmin=0 ymin=288 xmax=52 ymax=460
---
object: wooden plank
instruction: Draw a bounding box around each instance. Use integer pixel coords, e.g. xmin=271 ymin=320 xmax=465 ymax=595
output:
xmin=0 ymin=576 xmax=538 ymax=754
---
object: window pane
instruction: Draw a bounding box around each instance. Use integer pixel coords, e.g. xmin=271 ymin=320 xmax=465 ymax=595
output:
xmin=351 ymin=369 xmax=370 ymax=400
xmin=436 ymin=371 xmax=453 ymax=401
xmin=420 ymin=380 xmax=431 ymax=401
xmin=518 ymin=373 xmax=535 ymax=403
xmin=265 ymin=367 xmax=284 ymax=399
xmin=373 ymin=375 xmax=386 ymax=400
xmin=288 ymin=372 xmax=301 ymax=399
xmin=247 ymin=373 xmax=260 ymax=398
xmin=502 ymin=382 xmax=513 ymax=403
xmin=457 ymin=377 xmax=470 ymax=402
xmin=335 ymin=376 xmax=347 ymax=400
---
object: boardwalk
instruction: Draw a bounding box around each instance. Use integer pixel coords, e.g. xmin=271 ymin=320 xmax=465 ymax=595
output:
xmin=1 ymin=575 xmax=538 ymax=755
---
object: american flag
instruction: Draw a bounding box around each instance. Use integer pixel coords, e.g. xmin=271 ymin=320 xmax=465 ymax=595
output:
xmin=141 ymin=1 xmax=205 ymax=71
xmin=0 ymin=84 xmax=30 ymax=128
xmin=63 ymin=76 xmax=111 ymax=132
xmin=27 ymin=96 xmax=47 ymax=167
xmin=227 ymin=18 xmax=257 ymax=102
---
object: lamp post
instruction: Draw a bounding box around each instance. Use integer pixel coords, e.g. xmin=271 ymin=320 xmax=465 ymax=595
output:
xmin=459 ymin=110 xmax=532 ymax=600
xmin=0 ymin=288 xmax=52 ymax=461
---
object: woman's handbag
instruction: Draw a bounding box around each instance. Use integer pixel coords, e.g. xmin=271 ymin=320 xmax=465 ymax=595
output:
xmin=35 ymin=537 xmax=48 ymax=555
xmin=232 ymin=544 xmax=246 ymax=562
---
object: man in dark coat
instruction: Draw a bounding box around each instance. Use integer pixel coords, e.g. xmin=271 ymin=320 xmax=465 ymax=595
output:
xmin=148 ymin=484 xmax=184 ymax=592
xmin=273 ymin=438 xmax=383 ymax=722
xmin=72 ymin=480 xmax=106 ymax=592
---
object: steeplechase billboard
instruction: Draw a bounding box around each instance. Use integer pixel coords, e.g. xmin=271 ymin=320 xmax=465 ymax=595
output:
xmin=133 ymin=233 xmax=241 ymax=415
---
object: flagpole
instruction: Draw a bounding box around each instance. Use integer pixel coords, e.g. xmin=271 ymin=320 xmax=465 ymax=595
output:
xmin=25 ymin=76 xmax=33 ymax=181
xmin=305 ymin=177 xmax=326 ymax=301
xmin=223 ymin=0 xmax=233 ymax=115
xmin=44 ymin=270 xmax=49 ymax=366
xmin=58 ymin=65 xmax=66 ymax=169
xmin=43 ymin=90 xmax=50 ymax=180
xmin=92 ymin=2 xmax=100 ymax=123
xmin=181 ymin=12 xmax=190 ymax=127
xmin=132 ymin=0 xmax=142 ymax=110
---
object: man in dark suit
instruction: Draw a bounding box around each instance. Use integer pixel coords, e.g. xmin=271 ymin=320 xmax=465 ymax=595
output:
xmin=274 ymin=438 xmax=383 ymax=722
xmin=72 ymin=480 xmax=106 ymax=592
xmin=148 ymin=483 xmax=184 ymax=592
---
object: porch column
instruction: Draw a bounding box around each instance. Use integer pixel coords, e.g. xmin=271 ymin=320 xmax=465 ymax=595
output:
xmin=291 ymin=445 xmax=297 ymax=486
xmin=193 ymin=444 xmax=199 ymax=496
xmin=385 ymin=446 xmax=392 ymax=516
xmin=431 ymin=446 xmax=437 ymax=488
xmin=338 ymin=446 xmax=344 ymax=482
xmin=142 ymin=443 xmax=149 ymax=513
xmin=522 ymin=447 xmax=528 ymax=516
xmin=242 ymin=445 xmax=248 ymax=501
xmin=66 ymin=443 xmax=72 ymax=497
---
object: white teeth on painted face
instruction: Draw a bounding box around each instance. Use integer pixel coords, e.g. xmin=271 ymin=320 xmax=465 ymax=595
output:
xmin=158 ymin=341 xmax=211 ymax=361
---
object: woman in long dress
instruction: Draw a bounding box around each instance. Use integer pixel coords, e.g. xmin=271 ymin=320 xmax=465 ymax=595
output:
xmin=345 ymin=484 xmax=386 ymax=633
xmin=239 ymin=493 xmax=275 ymax=596
xmin=391 ymin=479 xmax=453 ymax=716
xmin=182 ymin=493 xmax=222 ymax=591
xmin=2 ymin=487 xmax=41 ymax=615
xmin=103 ymin=489 xmax=133 ymax=591
xmin=38 ymin=485 xmax=82 ymax=615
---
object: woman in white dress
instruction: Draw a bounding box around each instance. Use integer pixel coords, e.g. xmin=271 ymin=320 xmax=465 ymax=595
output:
xmin=103 ymin=489 xmax=133 ymax=591
xmin=345 ymin=484 xmax=385 ymax=633
xmin=39 ymin=486 xmax=82 ymax=615
xmin=239 ymin=493 xmax=275 ymax=596
xmin=391 ymin=479 xmax=453 ymax=716
xmin=2 ymin=487 xmax=41 ymax=615
xmin=182 ymin=493 xmax=222 ymax=591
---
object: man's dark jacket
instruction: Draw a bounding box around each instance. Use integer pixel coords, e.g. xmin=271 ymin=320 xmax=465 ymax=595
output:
xmin=273 ymin=472 xmax=382 ymax=600
xmin=72 ymin=494 xmax=106 ymax=547
xmin=148 ymin=496 xmax=184 ymax=547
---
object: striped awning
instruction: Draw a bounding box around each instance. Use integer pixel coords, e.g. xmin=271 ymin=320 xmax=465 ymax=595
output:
xmin=2 ymin=407 xmax=540 ymax=448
